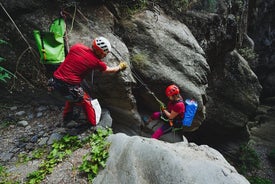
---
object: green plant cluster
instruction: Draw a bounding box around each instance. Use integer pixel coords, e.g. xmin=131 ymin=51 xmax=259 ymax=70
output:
xmin=114 ymin=0 xmax=148 ymax=16
xmin=0 ymin=120 xmax=15 ymax=129
xmin=131 ymin=53 xmax=149 ymax=69
xmin=17 ymin=148 xmax=48 ymax=164
xmin=0 ymin=39 xmax=16 ymax=83
xmin=236 ymin=144 xmax=272 ymax=184
xmin=238 ymin=47 xmax=258 ymax=61
xmin=0 ymin=164 xmax=19 ymax=184
xmin=238 ymin=144 xmax=260 ymax=174
xmin=79 ymin=128 xmax=112 ymax=183
xmin=26 ymin=135 xmax=81 ymax=184
xmin=169 ymin=0 xmax=192 ymax=12
xmin=25 ymin=128 xmax=112 ymax=184
xmin=248 ymin=176 xmax=272 ymax=184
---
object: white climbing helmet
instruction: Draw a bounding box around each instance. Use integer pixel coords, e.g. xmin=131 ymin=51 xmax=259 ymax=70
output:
xmin=92 ymin=36 xmax=112 ymax=55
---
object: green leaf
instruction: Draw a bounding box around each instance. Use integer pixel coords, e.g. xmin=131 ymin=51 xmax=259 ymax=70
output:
xmin=0 ymin=39 xmax=8 ymax=45
xmin=0 ymin=57 xmax=6 ymax=62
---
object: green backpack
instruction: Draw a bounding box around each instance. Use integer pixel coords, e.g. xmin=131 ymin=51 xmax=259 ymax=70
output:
xmin=33 ymin=18 xmax=67 ymax=65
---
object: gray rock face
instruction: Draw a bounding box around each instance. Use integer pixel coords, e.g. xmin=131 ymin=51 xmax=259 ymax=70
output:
xmin=119 ymin=9 xmax=209 ymax=133
xmin=248 ymin=0 xmax=275 ymax=99
xmin=93 ymin=133 xmax=250 ymax=184
xmin=0 ymin=1 xmax=263 ymax=139
xmin=206 ymin=50 xmax=262 ymax=130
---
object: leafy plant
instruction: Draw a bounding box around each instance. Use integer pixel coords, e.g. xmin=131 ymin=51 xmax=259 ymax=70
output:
xmin=248 ymin=176 xmax=272 ymax=184
xmin=238 ymin=47 xmax=258 ymax=61
xmin=117 ymin=0 xmax=149 ymax=17
xmin=26 ymin=135 xmax=81 ymax=184
xmin=0 ymin=39 xmax=16 ymax=83
xmin=0 ymin=164 xmax=8 ymax=178
xmin=26 ymin=128 xmax=112 ymax=184
xmin=0 ymin=164 xmax=19 ymax=184
xmin=0 ymin=120 xmax=15 ymax=129
xmin=79 ymin=128 xmax=112 ymax=182
xmin=132 ymin=53 xmax=150 ymax=69
xmin=162 ymin=0 xmax=198 ymax=13
xmin=17 ymin=153 xmax=32 ymax=164
xmin=207 ymin=0 xmax=217 ymax=12
xmin=237 ymin=144 xmax=260 ymax=174
xmin=17 ymin=148 xmax=47 ymax=164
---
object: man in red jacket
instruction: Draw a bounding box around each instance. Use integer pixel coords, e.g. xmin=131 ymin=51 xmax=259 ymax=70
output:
xmin=51 ymin=36 xmax=127 ymax=126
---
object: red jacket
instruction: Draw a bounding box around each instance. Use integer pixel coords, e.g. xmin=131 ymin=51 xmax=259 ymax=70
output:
xmin=54 ymin=43 xmax=107 ymax=85
xmin=167 ymin=100 xmax=185 ymax=119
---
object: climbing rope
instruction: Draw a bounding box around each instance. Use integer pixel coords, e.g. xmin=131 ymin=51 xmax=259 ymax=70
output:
xmin=111 ymin=44 xmax=164 ymax=106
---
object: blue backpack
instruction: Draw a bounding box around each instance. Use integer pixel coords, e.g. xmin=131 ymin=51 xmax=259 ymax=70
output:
xmin=182 ymin=99 xmax=198 ymax=127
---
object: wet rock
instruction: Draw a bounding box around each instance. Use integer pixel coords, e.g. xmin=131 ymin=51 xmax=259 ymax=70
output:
xmin=17 ymin=120 xmax=28 ymax=127
xmin=47 ymin=133 xmax=63 ymax=145
xmin=15 ymin=111 xmax=25 ymax=116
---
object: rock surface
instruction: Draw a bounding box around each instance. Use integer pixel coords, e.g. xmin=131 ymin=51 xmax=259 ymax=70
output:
xmin=93 ymin=133 xmax=249 ymax=184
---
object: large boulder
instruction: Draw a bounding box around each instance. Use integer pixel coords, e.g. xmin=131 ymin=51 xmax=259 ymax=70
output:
xmin=93 ymin=133 xmax=250 ymax=184
xmin=119 ymin=9 xmax=210 ymax=135
xmin=206 ymin=50 xmax=262 ymax=134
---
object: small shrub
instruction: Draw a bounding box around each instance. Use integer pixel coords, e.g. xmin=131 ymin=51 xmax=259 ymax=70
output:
xmin=79 ymin=128 xmax=112 ymax=182
xmin=0 ymin=39 xmax=16 ymax=83
xmin=238 ymin=144 xmax=260 ymax=174
xmin=131 ymin=53 xmax=149 ymax=69
xmin=0 ymin=120 xmax=15 ymax=129
xmin=26 ymin=128 xmax=112 ymax=184
xmin=26 ymin=135 xmax=81 ymax=184
xmin=238 ymin=47 xmax=258 ymax=61
xmin=0 ymin=164 xmax=19 ymax=184
xmin=116 ymin=0 xmax=149 ymax=16
xmin=248 ymin=176 xmax=272 ymax=184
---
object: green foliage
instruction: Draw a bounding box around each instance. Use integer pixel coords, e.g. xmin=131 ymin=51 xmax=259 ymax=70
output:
xmin=131 ymin=53 xmax=149 ymax=69
xmin=26 ymin=135 xmax=81 ymax=184
xmin=238 ymin=144 xmax=260 ymax=174
xmin=248 ymin=176 xmax=272 ymax=184
xmin=234 ymin=144 xmax=272 ymax=184
xmin=116 ymin=0 xmax=149 ymax=16
xmin=0 ymin=164 xmax=19 ymax=184
xmin=17 ymin=148 xmax=47 ymax=164
xmin=0 ymin=120 xmax=15 ymax=129
xmin=238 ymin=47 xmax=258 ymax=61
xmin=169 ymin=0 xmax=191 ymax=12
xmin=17 ymin=153 xmax=32 ymax=164
xmin=31 ymin=148 xmax=47 ymax=160
xmin=0 ymin=164 xmax=8 ymax=179
xmin=79 ymin=128 xmax=112 ymax=183
xmin=25 ymin=128 xmax=112 ymax=184
xmin=207 ymin=0 xmax=217 ymax=12
xmin=0 ymin=39 xmax=16 ymax=83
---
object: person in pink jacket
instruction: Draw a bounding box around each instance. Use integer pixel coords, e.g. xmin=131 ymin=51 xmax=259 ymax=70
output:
xmin=143 ymin=84 xmax=185 ymax=139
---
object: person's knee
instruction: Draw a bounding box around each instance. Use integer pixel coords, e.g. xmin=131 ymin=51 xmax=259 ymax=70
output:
xmin=152 ymin=128 xmax=164 ymax=139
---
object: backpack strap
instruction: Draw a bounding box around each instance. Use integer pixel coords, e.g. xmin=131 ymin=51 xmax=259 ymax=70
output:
xmin=39 ymin=32 xmax=47 ymax=62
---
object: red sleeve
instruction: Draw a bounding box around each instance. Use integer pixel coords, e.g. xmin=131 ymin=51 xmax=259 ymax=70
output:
xmin=97 ymin=61 xmax=107 ymax=71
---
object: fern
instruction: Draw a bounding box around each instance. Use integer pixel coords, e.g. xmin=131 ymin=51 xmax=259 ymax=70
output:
xmin=0 ymin=39 xmax=16 ymax=82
